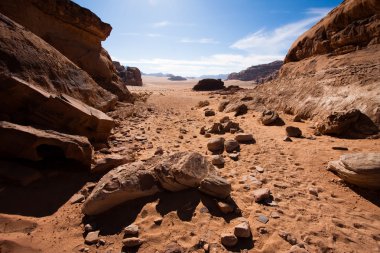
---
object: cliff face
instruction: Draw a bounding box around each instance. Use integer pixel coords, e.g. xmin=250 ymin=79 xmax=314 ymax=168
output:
xmin=0 ymin=0 xmax=132 ymax=101
xmin=227 ymin=61 xmax=283 ymax=82
xmin=246 ymin=0 xmax=380 ymax=125
xmin=0 ymin=13 xmax=117 ymax=111
xmin=285 ymin=0 xmax=380 ymax=63
xmin=113 ymin=61 xmax=143 ymax=86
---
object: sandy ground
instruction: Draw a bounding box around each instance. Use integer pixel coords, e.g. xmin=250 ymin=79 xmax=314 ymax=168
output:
xmin=0 ymin=77 xmax=379 ymax=253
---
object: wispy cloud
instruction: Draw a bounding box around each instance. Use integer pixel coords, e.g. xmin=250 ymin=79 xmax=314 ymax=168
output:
xmin=180 ymin=38 xmax=219 ymax=44
xmin=231 ymin=7 xmax=331 ymax=54
xmin=153 ymin=21 xmax=170 ymax=28
xmin=152 ymin=20 xmax=195 ymax=28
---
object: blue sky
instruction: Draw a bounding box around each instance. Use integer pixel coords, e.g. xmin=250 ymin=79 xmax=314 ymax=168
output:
xmin=73 ymin=0 xmax=341 ymax=76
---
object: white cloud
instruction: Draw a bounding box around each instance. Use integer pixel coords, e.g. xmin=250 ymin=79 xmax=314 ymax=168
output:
xmin=153 ymin=21 xmax=170 ymax=28
xmin=180 ymin=38 xmax=219 ymax=44
xmin=152 ymin=21 xmax=195 ymax=28
xmin=230 ymin=7 xmax=331 ymax=54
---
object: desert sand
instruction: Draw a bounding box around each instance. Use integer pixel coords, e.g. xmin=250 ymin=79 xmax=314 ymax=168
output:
xmin=1 ymin=77 xmax=379 ymax=253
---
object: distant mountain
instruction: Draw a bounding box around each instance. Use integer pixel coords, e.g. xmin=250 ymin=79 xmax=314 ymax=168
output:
xmin=199 ymin=74 xmax=228 ymax=80
xmin=227 ymin=60 xmax=283 ymax=82
xmin=168 ymin=76 xmax=187 ymax=81
xmin=142 ymin=72 xmax=174 ymax=77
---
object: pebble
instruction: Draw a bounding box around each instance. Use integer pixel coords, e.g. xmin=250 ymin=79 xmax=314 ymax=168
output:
xmin=122 ymin=237 xmax=143 ymax=247
xmin=220 ymin=233 xmax=238 ymax=247
xmin=124 ymin=224 xmax=139 ymax=236
xmin=234 ymin=222 xmax=251 ymax=238
xmin=286 ymin=126 xmax=302 ymax=138
xmin=211 ymin=155 xmax=225 ymax=166
xmin=308 ymin=187 xmax=319 ymax=196
xmin=253 ymin=188 xmax=271 ymax=202
xmin=255 ymin=166 xmax=265 ymax=173
xmin=271 ymin=211 xmax=281 ymax=218
xmin=228 ymin=153 xmax=239 ymax=161
xmin=258 ymin=214 xmax=269 ymax=224
xmin=85 ymin=230 xmax=100 ymax=245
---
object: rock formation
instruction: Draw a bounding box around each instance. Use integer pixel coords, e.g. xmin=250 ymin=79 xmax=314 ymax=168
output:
xmin=227 ymin=60 xmax=283 ymax=82
xmin=245 ymin=0 xmax=380 ymax=125
xmin=168 ymin=76 xmax=187 ymax=81
xmin=0 ymin=0 xmax=132 ymax=102
xmin=0 ymin=13 xmax=117 ymax=112
xmin=193 ymin=79 xmax=225 ymax=91
xmin=113 ymin=62 xmax=143 ymax=86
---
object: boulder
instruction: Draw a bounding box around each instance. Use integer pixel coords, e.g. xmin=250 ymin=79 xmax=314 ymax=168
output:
xmin=227 ymin=61 xmax=283 ymax=82
xmin=193 ymin=79 xmax=225 ymax=91
xmin=218 ymin=100 xmax=230 ymax=112
xmin=0 ymin=121 xmax=92 ymax=167
xmin=199 ymin=175 xmax=231 ymax=199
xmin=154 ymin=152 xmax=216 ymax=191
xmin=286 ymin=126 xmax=302 ymax=138
xmin=0 ymin=76 xmax=114 ymax=142
xmin=82 ymin=162 xmax=159 ymax=215
xmin=0 ymin=0 xmax=132 ymax=102
xmin=220 ymin=233 xmax=238 ymax=247
xmin=234 ymin=221 xmax=251 ymax=238
xmin=327 ymin=153 xmax=380 ymax=189
xmin=315 ymin=109 xmax=378 ymax=137
xmin=224 ymin=102 xmax=248 ymax=116
xmin=235 ymin=134 xmax=255 ymax=143
xmin=207 ymin=138 xmax=225 ymax=153
xmin=0 ymin=13 xmax=117 ymax=111
xmin=211 ymin=155 xmax=225 ymax=166
xmin=260 ymin=110 xmax=280 ymax=125
xmin=125 ymin=67 xmax=143 ymax=86
xmin=224 ymin=140 xmax=240 ymax=153
xmin=208 ymin=123 xmax=225 ymax=134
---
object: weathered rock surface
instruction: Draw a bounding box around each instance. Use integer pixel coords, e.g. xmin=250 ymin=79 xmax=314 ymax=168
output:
xmin=113 ymin=62 xmax=143 ymax=87
xmin=327 ymin=153 xmax=380 ymax=189
xmin=0 ymin=0 xmax=132 ymax=102
xmin=154 ymin=152 xmax=216 ymax=191
xmin=253 ymin=188 xmax=271 ymax=202
xmin=193 ymin=79 xmax=225 ymax=91
xmin=228 ymin=60 xmax=283 ymax=82
xmin=0 ymin=13 xmax=117 ymax=111
xmin=220 ymin=233 xmax=238 ymax=247
xmin=224 ymin=102 xmax=248 ymax=116
xmin=199 ymin=175 xmax=231 ymax=199
xmin=0 ymin=121 xmax=92 ymax=167
xmin=234 ymin=221 xmax=251 ymax=238
xmin=235 ymin=134 xmax=255 ymax=143
xmin=0 ymin=76 xmax=115 ymax=142
xmin=82 ymin=162 xmax=159 ymax=215
xmin=91 ymin=154 xmax=131 ymax=174
xmin=315 ymin=109 xmax=378 ymax=137
xmin=0 ymin=160 xmax=42 ymax=186
xmin=260 ymin=110 xmax=280 ymax=126
xmin=207 ymin=138 xmax=225 ymax=153
xmin=224 ymin=140 xmax=240 ymax=153
xmin=286 ymin=126 xmax=302 ymax=138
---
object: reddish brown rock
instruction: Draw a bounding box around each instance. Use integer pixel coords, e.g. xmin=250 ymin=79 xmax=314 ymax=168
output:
xmin=193 ymin=79 xmax=225 ymax=91
xmin=228 ymin=60 xmax=283 ymax=82
xmin=0 ymin=0 xmax=132 ymax=102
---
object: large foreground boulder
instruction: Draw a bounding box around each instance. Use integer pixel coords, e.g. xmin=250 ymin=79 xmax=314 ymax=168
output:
xmin=0 ymin=13 xmax=117 ymax=111
xmin=0 ymin=76 xmax=114 ymax=142
xmin=316 ymin=109 xmax=378 ymax=137
xmin=327 ymin=153 xmax=380 ymax=189
xmin=0 ymin=0 xmax=132 ymax=102
xmin=193 ymin=79 xmax=225 ymax=91
xmin=82 ymin=162 xmax=159 ymax=215
xmin=0 ymin=121 xmax=92 ymax=167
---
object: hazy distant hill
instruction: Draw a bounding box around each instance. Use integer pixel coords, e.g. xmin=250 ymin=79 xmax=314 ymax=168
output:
xmin=142 ymin=72 xmax=174 ymax=77
xmin=227 ymin=61 xmax=283 ymax=82
xmin=199 ymin=74 xmax=228 ymax=80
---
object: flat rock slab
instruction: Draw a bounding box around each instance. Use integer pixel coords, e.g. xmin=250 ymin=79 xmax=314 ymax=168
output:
xmin=0 ymin=121 xmax=92 ymax=167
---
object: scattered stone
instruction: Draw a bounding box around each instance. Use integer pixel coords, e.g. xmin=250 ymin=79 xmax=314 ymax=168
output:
xmin=222 ymin=121 xmax=239 ymax=133
xmin=211 ymin=155 xmax=225 ymax=166
xmin=224 ymin=102 xmax=248 ymax=116
xmin=308 ymin=187 xmax=319 ymax=196
xmin=122 ymin=237 xmax=143 ymax=247
xmin=199 ymin=175 xmax=231 ymax=198
xmin=85 ymin=231 xmax=100 ymax=245
xmin=253 ymin=188 xmax=271 ymax=202
xmin=332 ymin=146 xmax=348 ymax=151
xmin=208 ymin=122 xmax=225 ymax=134
xmin=283 ymin=136 xmax=292 ymax=142
xmin=235 ymin=134 xmax=255 ymax=143
xmin=217 ymin=201 xmax=234 ymax=214
xmin=219 ymin=116 xmax=230 ymax=123
xmin=224 ymin=140 xmax=240 ymax=153
xmin=234 ymin=222 xmax=251 ymax=238
xmin=124 ymin=224 xmax=139 ymax=236
xmin=286 ymin=126 xmax=302 ymax=138
xmin=205 ymin=110 xmax=216 ymax=117
xmin=327 ymin=153 xmax=380 ymax=189
xmin=218 ymin=100 xmax=230 ymax=112
xmin=220 ymin=233 xmax=238 ymax=247
xmin=260 ymin=110 xmax=279 ymax=125
xmin=207 ymin=137 xmax=225 ymax=153
xmin=228 ymin=153 xmax=239 ymax=161
xmin=70 ymin=193 xmax=85 ymax=204
xmin=279 ymin=231 xmax=297 ymax=245
xmin=198 ymin=100 xmax=210 ymax=108
xmin=257 ymin=215 xmax=269 ymax=224
xmin=255 ymin=166 xmax=265 ymax=173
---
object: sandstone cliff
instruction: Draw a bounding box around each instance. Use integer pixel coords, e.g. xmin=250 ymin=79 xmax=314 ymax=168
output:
xmin=0 ymin=0 xmax=132 ymax=102
xmin=227 ymin=60 xmax=283 ymax=82
xmin=246 ymin=0 xmax=380 ymax=125
xmin=113 ymin=61 xmax=143 ymax=86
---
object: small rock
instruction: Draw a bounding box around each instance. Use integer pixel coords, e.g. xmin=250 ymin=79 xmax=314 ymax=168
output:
xmin=286 ymin=126 xmax=302 ymax=138
xmin=308 ymin=187 xmax=318 ymax=196
xmin=199 ymin=175 xmax=231 ymax=198
xmin=235 ymin=134 xmax=254 ymax=143
xmin=198 ymin=100 xmax=210 ymax=108
xmin=124 ymin=224 xmax=139 ymax=236
xmin=211 ymin=155 xmax=225 ymax=166
xmin=219 ymin=116 xmax=230 ymax=123
xmin=228 ymin=153 xmax=239 ymax=161
xmin=205 ymin=133 xmax=211 ymax=138
xmin=122 ymin=237 xmax=143 ymax=247
xmin=293 ymin=115 xmax=303 ymax=122
xmin=70 ymin=193 xmax=85 ymax=204
xmin=255 ymin=166 xmax=264 ymax=173
xmin=253 ymin=188 xmax=271 ymax=202
xmin=135 ymin=135 xmax=147 ymax=141
xmin=225 ymin=140 xmax=239 ymax=153
xmin=84 ymin=224 xmax=95 ymax=233
xmin=271 ymin=211 xmax=281 ymax=218
xmin=234 ymin=222 xmax=251 ymax=238
xmin=154 ymin=147 xmax=164 ymax=155
xmin=200 ymin=126 xmax=206 ymax=135
xmin=261 ymin=110 xmax=279 ymax=125
xmin=207 ymin=137 xmax=225 ymax=153
xmin=218 ymin=100 xmax=230 ymax=112
xmin=279 ymin=231 xmax=297 ymax=245
xmin=258 ymin=215 xmax=269 ymax=224
xmin=217 ymin=201 xmax=234 ymax=214
xmin=220 ymin=233 xmax=238 ymax=247
xmin=283 ymin=136 xmax=292 ymax=142
xmin=332 ymin=146 xmax=348 ymax=151
xmin=85 ymin=230 xmax=100 ymax=245
xmin=205 ymin=110 xmax=216 ymax=117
